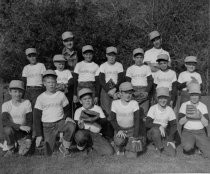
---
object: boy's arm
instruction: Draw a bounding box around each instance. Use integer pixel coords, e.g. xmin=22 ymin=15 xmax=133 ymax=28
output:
xmin=201 ymin=113 xmax=209 ymax=127
xmin=99 ymin=72 xmax=110 ymax=92
xmin=33 ymin=108 xmax=43 ymax=137
xmin=145 ymin=117 xmax=162 ymax=128
xmin=109 ymin=111 xmax=121 ymax=132
xmin=116 ymin=72 xmax=125 ymax=89
xmin=63 ymin=104 xmax=71 ymax=119
xmin=178 ymin=113 xmax=188 ymax=125
xmin=125 ymin=76 xmax=131 ymax=82
xmin=67 ymin=76 xmax=74 ymax=87
xmin=1 ymin=112 xmax=20 ymax=130
xmin=95 ymin=76 xmax=100 ymax=98
xmin=73 ymin=73 xmax=78 ymax=96
xmin=167 ymin=119 xmax=177 ymax=142
xmin=177 ymin=82 xmax=187 ymax=90
xmin=22 ymin=77 xmax=27 ymax=87
xmin=133 ymin=108 xmax=146 ymax=138
xmin=171 ymin=81 xmax=178 ymax=103
xmin=146 ymin=75 xmax=153 ymax=93
xmin=25 ymin=112 xmax=33 ymax=128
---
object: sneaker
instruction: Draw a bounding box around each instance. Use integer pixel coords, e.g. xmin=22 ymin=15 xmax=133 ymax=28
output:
xmin=59 ymin=144 xmax=71 ymax=157
xmin=116 ymin=150 xmax=125 ymax=156
xmin=164 ymin=142 xmax=176 ymax=157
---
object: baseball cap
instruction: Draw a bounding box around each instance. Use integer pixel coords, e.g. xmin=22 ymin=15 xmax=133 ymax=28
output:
xmin=78 ymin=88 xmax=93 ymax=98
xmin=188 ymin=82 xmax=201 ymax=94
xmin=43 ymin=69 xmax=57 ymax=78
xmin=184 ymin=56 xmax=197 ymax=63
xmin=53 ymin=54 xmax=66 ymax=62
xmin=62 ymin=31 xmax=74 ymax=40
xmin=9 ymin=80 xmax=25 ymax=90
xmin=156 ymin=87 xmax=169 ymax=97
xmin=133 ymin=48 xmax=144 ymax=57
xmin=119 ymin=82 xmax=133 ymax=92
xmin=149 ymin=31 xmax=160 ymax=41
xmin=106 ymin=46 xmax=117 ymax=54
xmin=25 ymin=48 xmax=37 ymax=56
xmin=82 ymin=45 xmax=94 ymax=53
xmin=157 ymin=54 xmax=169 ymax=62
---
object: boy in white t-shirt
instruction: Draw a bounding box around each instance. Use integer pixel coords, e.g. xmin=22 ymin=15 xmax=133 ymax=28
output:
xmin=153 ymin=54 xmax=177 ymax=108
xmin=1 ymin=80 xmax=32 ymax=157
xmin=74 ymin=88 xmax=114 ymax=156
xmin=178 ymin=56 xmax=202 ymax=104
xmin=126 ymin=48 xmax=153 ymax=114
xmin=178 ymin=83 xmax=210 ymax=158
xmin=110 ymin=82 xmax=146 ymax=158
xmin=99 ymin=46 xmax=124 ymax=116
xmin=146 ymin=87 xmax=177 ymax=156
xmin=22 ymin=48 xmax=46 ymax=108
xmin=74 ymin=45 xmax=100 ymax=105
xmin=33 ymin=70 xmax=76 ymax=156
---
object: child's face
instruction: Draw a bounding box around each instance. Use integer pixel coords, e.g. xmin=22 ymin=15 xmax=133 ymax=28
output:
xmin=54 ymin=61 xmax=65 ymax=71
xmin=106 ymin=53 xmax=116 ymax=64
xmin=63 ymin=38 xmax=74 ymax=49
xmin=120 ymin=90 xmax=133 ymax=102
xmin=158 ymin=61 xmax=168 ymax=71
xmin=9 ymin=88 xmax=24 ymax=101
xmin=27 ymin=53 xmax=37 ymax=65
xmin=190 ymin=93 xmax=200 ymax=104
xmin=83 ymin=52 xmax=93 ymax=62
xmin=80 ymin=94 xmax=94 ymax=109
xmin=157 ymin=96 xmax=168 ymax=107
xmin=43 ymin=76 xmax=57 ymax=93
xmin=185 ymin=62 xmax=196 ymax=72
xmin=133 ymin=54 xmax=144 ymax=66
xmin=152 ymin=37 xmax=162 ymax=49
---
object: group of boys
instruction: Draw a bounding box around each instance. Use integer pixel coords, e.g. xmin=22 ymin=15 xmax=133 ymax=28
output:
xmin=1 ymin=30 xmax=210 ymax=159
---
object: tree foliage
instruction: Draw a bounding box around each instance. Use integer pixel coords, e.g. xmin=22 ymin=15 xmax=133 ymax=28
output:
xmin=0 ymin=0 xmax=209 ymax=93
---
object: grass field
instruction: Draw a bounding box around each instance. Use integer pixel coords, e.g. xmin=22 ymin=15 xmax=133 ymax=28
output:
xmin=0 ymin=84 xmax=210 ymax=174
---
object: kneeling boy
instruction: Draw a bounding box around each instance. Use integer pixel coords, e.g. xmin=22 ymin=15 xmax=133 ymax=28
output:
xmin=74 ymin=88 xmax=114 ymax=156
xmin=34 ymin=70 xmax=76 ymax=156
xmin=1 ymin=80 xmax=32 ymax=157
xmin=178 ymin=82 xmax=210 ymax=158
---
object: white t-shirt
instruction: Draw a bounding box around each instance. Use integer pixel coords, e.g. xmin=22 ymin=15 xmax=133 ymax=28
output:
xmin=22 ymin=63 xmax=46 ymax=86
xmin=153 ymin=69 xmax=177 ymax=91
xmin=2 ymin=100 xmax=32 ymax=125
xmin=55 ymin=69 xmax=72 ymax=84
xmin=111 ymin=100 xmax=139 ymax=128
xmin=99 ymin=62 xmax=124 ymax=84
xmin=179 ymin=101 xmax=208 ymax=130
xmin=126 ymin=65 xmax=151 ymax=86
xmin=178 ymin=71 xmax=202 ymax=91
xmin=35 ymin=91 xmax=69 ymax=123
xmin=74 ymin=105 xmax=105 ymax=133
xmin=143 ymin=48 xmax=171 ymax=64
xmin=74 ymin=61 xmax=99 ymax=82
xmin=147 ymin=104 xmax=176 ymax=128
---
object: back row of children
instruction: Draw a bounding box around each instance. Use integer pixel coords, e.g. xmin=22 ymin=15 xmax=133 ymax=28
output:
xmin=1 ymin=30 xmax=209 ymax=159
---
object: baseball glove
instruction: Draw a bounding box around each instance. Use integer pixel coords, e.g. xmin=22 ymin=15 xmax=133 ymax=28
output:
xmin=80 ymin=110 xmax=100 ymax=123
xmin=186 ymin=104 xmax=202 ymax=120
xmin=133 ymin=91 xmax=148 ymax=104
xmin=18 ymin=138 xmax=32 ymax=156
xmin=125 ymin=137 xmax=145 ymax=152
xmin=106 ymin=79 xmax=116 ymax=90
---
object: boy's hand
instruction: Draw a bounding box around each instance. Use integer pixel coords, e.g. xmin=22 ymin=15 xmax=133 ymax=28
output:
xmin=20 ymin=126 xmax=31 ymax=133
xmin=36 ymin=136 xmax=42 ymax=147
xmin=116 ymin=130 xmax=126 ymax=139
xmin=108 ymin=88 xmax=116 ymax=97
xmin=159 ymin=126 xmax=165 ymax=137
xmin=73 ymin=95 xmax=78 ymax=103
xmin=190 ymin=76 xmax=198 ymax=83
xmin=94 ymin=97 xmax=98 ymax=105
xmin=78 ymin=120 xmax=84 ymax=129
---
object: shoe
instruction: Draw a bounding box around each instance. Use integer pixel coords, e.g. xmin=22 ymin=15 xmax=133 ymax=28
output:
xmin=18 ymin=139 xmax=32 ymax=156
xmin=116 ymin=150 xmax=125 ymax=156
xmin=59 ymin=144 xmax=71 ymax=157
xmin=4 ymin=148 xmax=15 ymax=157
xmin=164 ymin=142 xmax=176 ymax=157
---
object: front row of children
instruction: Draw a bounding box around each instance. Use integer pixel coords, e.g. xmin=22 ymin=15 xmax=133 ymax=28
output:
xmin=1 ymin=70 xmax=210 ymax=159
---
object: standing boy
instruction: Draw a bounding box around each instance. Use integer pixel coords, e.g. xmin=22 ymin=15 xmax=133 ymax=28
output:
xmin=178 ymin=83 xmax=210 ymax=158
xmin=74 ymin=88 xmax=114 ymax=156
xmin=1 ymin=80 xmax=32 ymax=156
xmin=22 ymin=48 xmax=46 ymax=108
xmin=73 ymin=45 xmax=100 ymax=105
xmin=178 ymin=56 xmax=202 ymax=104
xmin=110 ymin=82 xmax=146 ymax=158
xmin=99 ymin=46 xmax=124 ymax=117
xmin=126 ymin=48 xmax=153 ymax=114
xmin=33 ymin=70 xmax=76 ymax=156
xmin=146 ymin=87 xmax=177 ymax=156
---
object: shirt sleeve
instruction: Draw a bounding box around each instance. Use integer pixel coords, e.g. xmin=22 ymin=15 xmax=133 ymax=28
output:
xmin=95 ymin=64 xmax=100 ymax=76
xmin=179 ymin=102 xmax=186 ymax=114
xmin=178 ymin=72 xmax=184 ymax=83
xmin=153 ymin=72 xmax=158 ymax=84
xmin=143 ymin=51 xmax=149 ymax=62
xmin=67 ymin=70 xmax=73 ymax=80
xmin=62 ymin=93 xmax=69 ymax=107
xmin=74 ymin=63 xmax=79 ymax=74
xmin=22 ymin=66 xmax=27 ymax=77
xmin=133 ymin=101 xmax=139 ymax=112
xmin=74 ymin=108 xmax=81 ymax=121
xmin=41 ymin=64 xmax=46 ymax=74
xmin=172 ymin=71 xmax=177 ymax=83
xmin=168 ymin=107 xmax=176 ymax=121
xmin=1 ymin=102 xmax=10 ymax=113
xmin=147 ymin=106 xmax=155 ymax=119
xmin=126 ymin=67 xmax=132 ymax=78
xmin=197 ymin=73 xmax=202 ymax=84
xmin=25 ymin=100 xmax=32 ymax=113
xmin=199 ymin=104 xmax=208 ymax=115
xmin=118 ymin=63 xmax=124 ymax=73
xmin=97 ymin=106 xmax=106 ymax=118
xmin=99 ymin=64 xmax=105 ymax=73
xmin=111 ymin=101 xmax=117 ymax=113
xmin=34 ymin=96 xmax=43 ymax=110
xmin=146 ymin=66 xmax=152 ymax=77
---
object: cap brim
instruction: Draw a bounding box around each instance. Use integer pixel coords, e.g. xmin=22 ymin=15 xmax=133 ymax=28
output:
xmin=79 ymin=92 xmax=93 ymax=99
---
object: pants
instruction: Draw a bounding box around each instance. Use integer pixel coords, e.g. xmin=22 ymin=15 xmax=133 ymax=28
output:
xmin=180 ymin=90 xmax=190 ymax=106
xmin=25 ymin=87 xmax=44 ymax=108
xmin=100 ymin=88 xmax=113 ymax=117
xmin=181 ymin=128 xmax=210 ymax=158
xmin=147 ymin=127 xmax=164 ymax=150
xmin=43 ymin=120 xmax=76 ymax=151
xmin=74 ymin=130 xmax=114 ymax=156
xmin=3 ymin=126 xmax=31 ymax=148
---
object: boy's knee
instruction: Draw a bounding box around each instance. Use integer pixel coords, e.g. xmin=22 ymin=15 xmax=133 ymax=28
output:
xmin=151 ymin=127 xmax=161 ymax=138
xmin=182 ymin=142 xmax=194 ymax=152
xmin=75 ymin=130 xmax=89 ymax=144
xmin=4 ymin=127 xmax=13 ymax=135
xmin=114 ymin=135 xmax=126 ymax=146
xmin=65 ymin=122 xmax=76 ymax=133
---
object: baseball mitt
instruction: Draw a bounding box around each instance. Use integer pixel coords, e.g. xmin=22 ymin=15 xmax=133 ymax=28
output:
xmin=186 ymin=104 xmax=202 ymax=120
xmin=133 ymin=91 xmax=148 ymax=104
xmin=125 ymin=137 xmax=144 ymax=152
xmin=80 ymin=110 xmax=100 ymax=123
xmin=18 ymin=138 xmax=32 ymax=156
